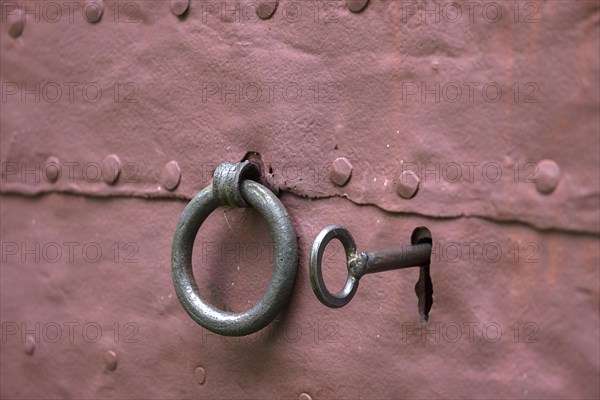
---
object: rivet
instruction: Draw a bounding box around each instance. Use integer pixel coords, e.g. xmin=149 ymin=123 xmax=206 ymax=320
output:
xmin=170 ymin=0 xmax=190 ymax=16
xmin=8 ymin=11 xmax=25 ymax=38
xmin=256 ymin=0 xmax=278 ymax=19
xmin=104 ymin=350 xmax=118 ymax=371
xmin=160 ymin=160 xmax=181 ymax=191
xmin=24 ymin=336 xmax=35 ymax=355
xmin=102 ymin=154 xmax=121 ymax=184
xmin=330 ymin=157 xmax=353 ymax=187
xmin=396 ymin=170 xmax=420 ymax=199
xmin=84 ymin=0 xmax=104 ymax=23
xmin=194 ymin=367 xmax=206 ymax=385
xmin=346 ymin=0 xmax=369 ymax=13
xmin=44 ymin=156 xmax=60 ymax=182
xmin=536 ymin=159 xmax=560 ymax=194
xmin=299 ymin=393 xmax=312 ymax=400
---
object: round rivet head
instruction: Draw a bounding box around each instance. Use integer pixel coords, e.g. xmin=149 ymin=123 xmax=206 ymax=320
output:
xmin=44 ymin=156 xmax=60 ymax=182
xmin=24 ymin=336 xmax=35 ymax=355
xmin=256 ymin=0 xmax=278 ymax=19
xmin=346 ymin=0 xmax=369 ymax=13
xmin=536 ymin=159 xmax=561 ymax=194
xmin=160 ymin=160 xmax=181 ymax=191
xmin=396 ymin=170 xmax=420 ymax=199
xmin=331 ymin=157 xmax=353 ymax=187
xmin=8 ymin=11 xmax=25 ymax=38
xmin=299 ymin=393 xmax=312 ymax=400
xmin=170 ymin=0 xmax=190 ymax=16
xmin=84 ymin=0 xmax=104 ymax=23
xmin=194 ymin=367 xmax=206 ymax=385
xmin=104 ymin=350 xmax=118 ymax=371
xmin=102 ymin=154 xmax=121 ymax=184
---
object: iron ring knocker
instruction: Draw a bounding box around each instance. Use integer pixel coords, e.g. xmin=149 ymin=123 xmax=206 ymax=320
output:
xmin=171 ymin=160 xmax=298 ymax=336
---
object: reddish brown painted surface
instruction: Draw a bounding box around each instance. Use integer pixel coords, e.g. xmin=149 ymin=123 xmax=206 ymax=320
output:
xmin=1 ymin=1 xmax=599 ymax=399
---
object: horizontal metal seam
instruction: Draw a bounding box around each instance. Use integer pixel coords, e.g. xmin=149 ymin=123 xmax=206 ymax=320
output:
xmin=1 ymin=186 xmax=598 ymax=237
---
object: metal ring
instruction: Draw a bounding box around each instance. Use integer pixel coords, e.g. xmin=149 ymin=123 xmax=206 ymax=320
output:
xmin=309 ymin=225 xmax=362 ymax=308
xmin=171 ymin=180 xmax=298 ymax=336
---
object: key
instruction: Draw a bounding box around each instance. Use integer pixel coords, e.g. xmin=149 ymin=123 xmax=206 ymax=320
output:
xmin=309 ymin=225 xmax=433 ymax=323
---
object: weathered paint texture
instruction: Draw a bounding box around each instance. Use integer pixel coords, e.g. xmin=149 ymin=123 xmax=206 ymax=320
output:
xmin=1 ymin=0 xmax=599 ymax=398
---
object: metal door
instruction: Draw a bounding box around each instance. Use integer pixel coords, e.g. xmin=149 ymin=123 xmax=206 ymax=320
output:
xmin=1 ymin=0 xmax=599 ymax=398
